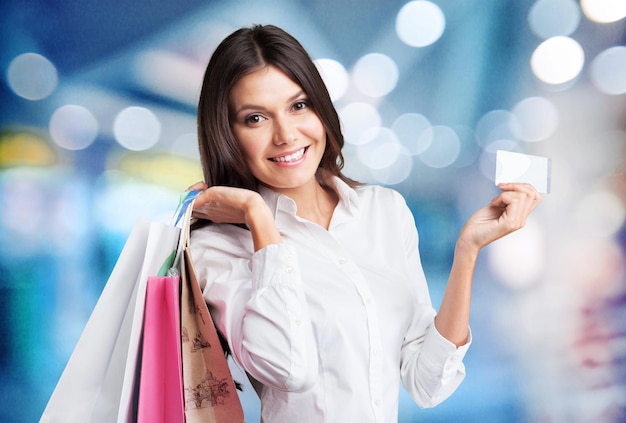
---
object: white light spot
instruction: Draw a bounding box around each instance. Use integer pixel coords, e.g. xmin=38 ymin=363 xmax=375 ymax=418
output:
xmin=113 ymin=106 xmax=161 ymax=151
xmin=353 ymin=53 xmax=399 ymax=98
xmin=418 ymin=126 xmax=460 ymax=168
xmin=511 ymin=97 xmax=559 ymax=142
xmin=49 ymin=105 xmax=99 ymax=150
xmin=488 ymin=219 xmax=546 ymax=289
xmin=391 ymin=113 xmax=432 ymax=155
xmin=94 ymin=171 xmax=178 ymax=233
xmin=356 ymin=127 xmax=402 ymax=169
xmin=6 ymin=53 xmax=58 ymax=100
xmin=370 ymin=151 xmax=413 ymax=185
xmin=314 ymin=58 xmax=349 ymax=102
xmin=396 ymin=1 xmax=446 ymax=47
xmin=475 ymin=110 xmax=520 ymax=147
xmin=339 ymin=102 xmax=382 ymax=145
xmin=530 ymin=36 xmax=585 ymax=85
xmin=528 ymin=0 xmax=581 ymax=39
xmin=580 ymin=0 xmax=626 ymax=23
xmin=590 ymin=46 xmax=626 ymax=95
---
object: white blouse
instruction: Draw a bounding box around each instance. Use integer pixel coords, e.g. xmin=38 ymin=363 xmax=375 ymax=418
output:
xmin=190 ymin=176 xmax=471 ymax=423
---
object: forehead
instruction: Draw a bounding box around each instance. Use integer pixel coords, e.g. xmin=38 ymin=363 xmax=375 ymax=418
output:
xmin=229 ymin=65 xmax=303 ymax=105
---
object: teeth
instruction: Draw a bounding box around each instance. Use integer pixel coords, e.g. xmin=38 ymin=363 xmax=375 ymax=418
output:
xmin=273 ymin=147 xmax=305 ymax=162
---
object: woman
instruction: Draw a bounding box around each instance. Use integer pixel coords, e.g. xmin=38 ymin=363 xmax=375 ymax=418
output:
xmin=189 ymin=24 xmax=541 ymax=422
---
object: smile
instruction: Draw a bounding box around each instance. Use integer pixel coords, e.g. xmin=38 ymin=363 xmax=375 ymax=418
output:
xmin=270 ymin=147 xmax=308 ymax=163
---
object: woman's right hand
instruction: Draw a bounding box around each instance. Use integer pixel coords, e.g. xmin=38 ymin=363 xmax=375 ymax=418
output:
xmin=188 ymin=182 xmax=282 ymax=250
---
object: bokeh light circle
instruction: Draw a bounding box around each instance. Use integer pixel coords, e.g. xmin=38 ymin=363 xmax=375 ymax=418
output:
xmin=6 ymin=53 xmax=58 ymax=100
xmin=511 ymin=97 xmax=559 ymax=142
xmin=488 ymin=219 xmax=546 ymax=289
xmin=590 ymin=46 xmax=626 ymax=95
xmin=113 ymin=106 xmax=161 ymax=151
xmin=580 ymin=0 xmax=626 ymax=23
xmin=391 ymin=113 xmax=432 ymax=155
xmin=396 ymin=1 xmax=446 ymax=47
xmin=356 ymin=127 xmax=402 ymax=169
xmin=314 ymin=58 xmax=349 ymax=102
xmin=530 ymin=36 xmax=585 ymax=84
xmin=370 ymin=151 xmax=413 ymax=185
xmin=475 ymin=110 xmax=520 ymax=147
xmin=418 ymin=126 xmax=460 ymax=168
xmin=49 ymin=105 xmax=99 ymax=150
xmin=339 ymin=102 xmax=382 ymax=145
xmin=528 ymin=0 xmax=581 ymax=39
xmin=353 ymin=53 xmax=399 ymax=98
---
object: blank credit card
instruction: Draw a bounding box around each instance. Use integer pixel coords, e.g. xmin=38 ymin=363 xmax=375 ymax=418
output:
xmin=495 ymin=150 xmax=551 ymax=194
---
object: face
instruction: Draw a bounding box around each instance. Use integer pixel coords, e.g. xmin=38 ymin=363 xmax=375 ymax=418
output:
xmin=229 ymin=65 xmax=326 ymax=195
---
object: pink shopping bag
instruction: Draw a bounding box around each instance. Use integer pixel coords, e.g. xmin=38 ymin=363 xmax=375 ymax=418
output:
xmin=137 ymin=275 xmax=185 ymax=423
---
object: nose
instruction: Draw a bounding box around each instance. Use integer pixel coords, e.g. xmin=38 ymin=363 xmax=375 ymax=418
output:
xmin=272 ymin=115 xmax=297 ymax=146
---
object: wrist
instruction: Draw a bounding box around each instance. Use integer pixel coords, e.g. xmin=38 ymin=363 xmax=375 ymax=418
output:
xmin=244 ymin=197 xmax=282 ymax=250
xmin=454 ymin=237 xmax=480 ymax=261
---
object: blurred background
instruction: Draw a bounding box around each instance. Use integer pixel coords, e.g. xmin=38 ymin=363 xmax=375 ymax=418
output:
xmin=1 ymin=0 xmax=625 ymax=422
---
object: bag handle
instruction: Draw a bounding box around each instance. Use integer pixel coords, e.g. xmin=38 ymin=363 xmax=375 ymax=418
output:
xmin=169 ymin=190 xmax=200 ymax=276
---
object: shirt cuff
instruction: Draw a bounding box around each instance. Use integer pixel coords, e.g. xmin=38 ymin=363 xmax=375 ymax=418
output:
xmin=251 ymin=243 xmax=300 ymax=290
xmin=421 ymin=322 xmax=472 ymax=375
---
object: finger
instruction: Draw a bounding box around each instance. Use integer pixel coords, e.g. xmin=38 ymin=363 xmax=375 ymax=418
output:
xmin=494 ymin=184 xmax=541 ymax=205
xmin=187 ymin=181 xmax=208 ymax=191
xmin=497 ymin=182 xmax=542 ymax=201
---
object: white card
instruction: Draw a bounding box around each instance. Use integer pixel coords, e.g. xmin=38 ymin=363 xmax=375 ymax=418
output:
xmin=495 ymin=150 xmax=551 ymax=194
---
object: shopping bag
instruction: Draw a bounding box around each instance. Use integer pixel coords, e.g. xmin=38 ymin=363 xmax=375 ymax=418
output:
xmin=136 ymin=275 xmax=184 ymax=423
xmin=40 ymin=219 xmax=180 ymax=423
xmin=175 ymin=192 xmax=246 ymax=422
xmin=180 ymin=248 xmax=246 ymax=422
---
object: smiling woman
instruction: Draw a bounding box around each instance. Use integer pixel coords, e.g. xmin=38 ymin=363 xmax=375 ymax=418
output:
xmin=187 ymin=24 xmax=541 ymax=423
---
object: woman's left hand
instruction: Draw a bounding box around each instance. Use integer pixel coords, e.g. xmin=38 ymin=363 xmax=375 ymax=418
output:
xmin=458 ymin=183 xmax=542 ymax=252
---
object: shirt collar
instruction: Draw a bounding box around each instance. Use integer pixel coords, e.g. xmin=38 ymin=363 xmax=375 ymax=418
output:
xmin=258 ymin=173 xmax=361 ymax=230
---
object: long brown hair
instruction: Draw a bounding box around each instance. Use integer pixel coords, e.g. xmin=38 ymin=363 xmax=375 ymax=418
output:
xmin=197 ymin=24 xmax=359 ymax=191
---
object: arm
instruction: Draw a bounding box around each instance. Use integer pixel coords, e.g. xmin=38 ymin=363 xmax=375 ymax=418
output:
xmin=190 ymin=184 xmax=318 ymax=391
xmin=435 ymin=183 xmax=542 ymax=346
xmin=400 ymin=183 xmax=540 ymax=407
xmin=191 ymin=184 xmax=282 ymax=251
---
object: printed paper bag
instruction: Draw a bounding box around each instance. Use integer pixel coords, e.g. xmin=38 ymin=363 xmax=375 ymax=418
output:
xmin=181 ymin=248 xmax=245 ymax=422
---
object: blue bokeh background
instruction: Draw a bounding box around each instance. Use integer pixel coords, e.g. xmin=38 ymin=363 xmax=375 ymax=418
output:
xmin=1 ymin=1 xmax=625 ymax=422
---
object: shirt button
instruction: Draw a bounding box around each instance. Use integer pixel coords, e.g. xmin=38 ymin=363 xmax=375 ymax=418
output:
xmin=364 ymin=296 xmax=372 ymax=304
xmin=338 ymin=257 xmax=348 ymax=265
xmin=374 ymin=399 xmax=381 ymax=406
xmin=294 ymin=319 xmax=302 ymax=326
xmin=285 ymin=266 xmax=293 ymax=273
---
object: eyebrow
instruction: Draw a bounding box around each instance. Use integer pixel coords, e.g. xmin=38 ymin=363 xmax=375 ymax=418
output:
xmin=233 ymin=90 xmax=306 ymax=116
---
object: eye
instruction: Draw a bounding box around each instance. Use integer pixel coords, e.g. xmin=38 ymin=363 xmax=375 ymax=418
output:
xmin=293 ymin=99 xmax=309 ymax=111
xmin=244 ymin=114 xmax=266 ymax=125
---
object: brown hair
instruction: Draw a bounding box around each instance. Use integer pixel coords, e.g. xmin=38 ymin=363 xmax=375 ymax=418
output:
xmin=196 ymin=24 xmax=359 ymax=191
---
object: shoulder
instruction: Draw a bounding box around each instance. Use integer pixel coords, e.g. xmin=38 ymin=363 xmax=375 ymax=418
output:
xmin=190 ymin=222 xmax=254 ymax=259
xmin=354 ymin=184 xmax=408 ymax=209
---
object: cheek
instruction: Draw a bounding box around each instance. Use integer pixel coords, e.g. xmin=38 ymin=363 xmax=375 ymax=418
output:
xmin=233 ymin=130 xmax=262 ymax=160
xmin=303 ymin=116 xmax=326 ymax=142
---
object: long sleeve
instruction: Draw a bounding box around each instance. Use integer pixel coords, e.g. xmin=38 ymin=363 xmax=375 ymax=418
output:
xmin=190 ymin=224 xmax=318 ymax=392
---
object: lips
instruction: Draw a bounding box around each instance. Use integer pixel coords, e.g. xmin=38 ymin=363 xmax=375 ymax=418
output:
xmin=269 ymin=146 xmax=308 ymax=163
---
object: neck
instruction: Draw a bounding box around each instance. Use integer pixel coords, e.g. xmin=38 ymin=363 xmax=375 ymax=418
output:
xmin=274 ymin=178 xmax=338 ymax=230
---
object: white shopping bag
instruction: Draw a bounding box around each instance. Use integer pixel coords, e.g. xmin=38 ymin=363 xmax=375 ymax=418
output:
xmin=40 ymin=219 xmax=180 ymax=423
